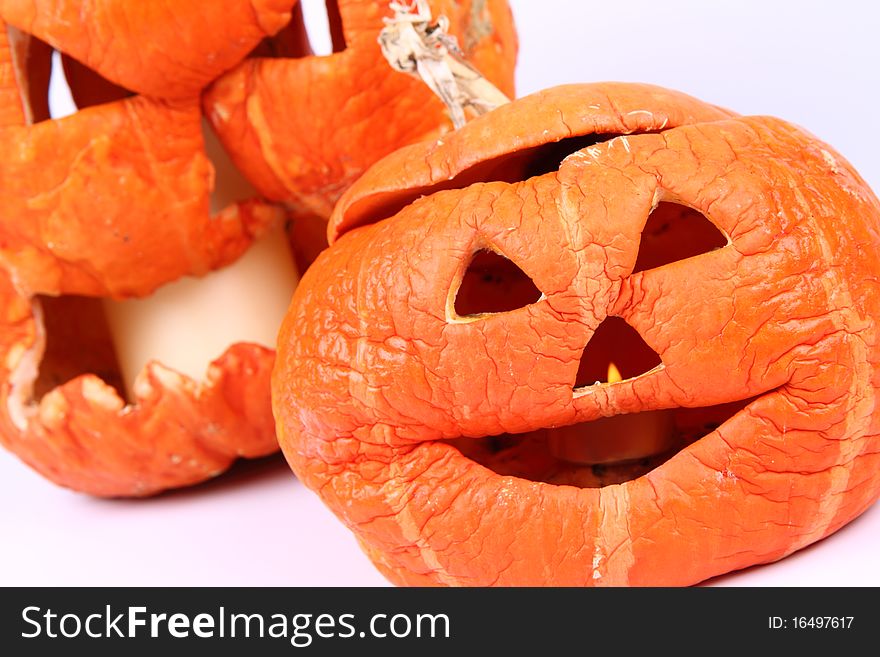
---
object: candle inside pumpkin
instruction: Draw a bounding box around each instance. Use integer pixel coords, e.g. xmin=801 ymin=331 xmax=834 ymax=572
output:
xmin=103 ymin=223 xmax=298 ymax=400
xmin=549 ymin=363 xmax=677 ymax=464
xmin=102 ymin=122 xmax=299 ymax=401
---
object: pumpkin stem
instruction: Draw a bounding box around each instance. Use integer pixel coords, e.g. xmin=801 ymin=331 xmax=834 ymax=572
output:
xmin=378 ymin=0 xmax=510 ymax=129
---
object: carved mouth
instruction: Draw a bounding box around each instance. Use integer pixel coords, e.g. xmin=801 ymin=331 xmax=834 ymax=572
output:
xmin=31 ymin=294 xmax=126 ymax=402
xmin=445 ymin=395 xmax=760 ymax=488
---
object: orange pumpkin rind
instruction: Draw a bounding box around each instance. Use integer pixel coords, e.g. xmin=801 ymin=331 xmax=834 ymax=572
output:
xmin=0 ymin=19 xmax=287 ymax=298
xmin=0 ymin=269 xmax=278 ymax=496
xmin=203 ymin=0 xmax=518 ymax=260
xmin=273 ymin=82 xmax=880 ymax=586
xmin=0 ymin=15 xmax=286 ymax=495
xmin=0 ymin=3 xmax=519 ymax=496
xmin=0 ymin=0 xmax=298 ymax=99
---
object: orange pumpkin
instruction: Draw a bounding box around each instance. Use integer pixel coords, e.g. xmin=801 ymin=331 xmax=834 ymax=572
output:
xmin=272 ymin=83 xmax=880 ymax=586
xmin=0 ymin=0 xmax=295 ymax=100
xmin=203 ymin=0 xmax=517 ymax=270
xmin=0 ymin=3 xmax=299 ymax=496
xmin=0 ymin=1 xmax=516 ymax=497
xmin=0 ymin=4 xmax=290 ymax=298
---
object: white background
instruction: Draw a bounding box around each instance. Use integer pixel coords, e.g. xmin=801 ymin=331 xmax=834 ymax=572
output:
xmin=1 ymin=0 xmax=878 ymax=587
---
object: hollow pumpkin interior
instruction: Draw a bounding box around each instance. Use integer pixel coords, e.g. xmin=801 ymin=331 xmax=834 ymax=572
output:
xmin=33 ymin=295 xmax=125 ymax=400
xmin=15 ymin=34 xmax=282 ymax=406
xmin=445 ymin=397 xmax=757 ymax=489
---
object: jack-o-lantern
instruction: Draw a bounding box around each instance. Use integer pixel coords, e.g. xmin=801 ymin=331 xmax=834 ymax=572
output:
xmin=272 ymin=83 xmax=880 ymax=586
xmin=0 ymin=3 xmax=301 ymax=496
xmin=0 ymin=0 xmax=297 ymax=297
xmin=0 ymin=1 xmax=517 ymax=497
xmin=203 ymin=0 xmax=517 ymax=270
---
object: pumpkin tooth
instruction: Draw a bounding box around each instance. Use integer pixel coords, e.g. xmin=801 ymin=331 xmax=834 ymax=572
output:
xmin=79 ymin=376 xmax=124 ymax=413
xmin=5 ymin=306 xmax=42 ymax=431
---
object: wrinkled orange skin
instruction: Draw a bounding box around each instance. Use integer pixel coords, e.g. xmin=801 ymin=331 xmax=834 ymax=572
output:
xmin=0 ymin=0 xmax=295 ymax=99
xmin=0 ymin=10 xmax=288 ymax=297
xmin=0 ymin=271 xmax=277 ymax=496
xmin=0 ymin=5 xmax=295 ymax=495
xmin=0 ymin=91 xmax=280 ymax=298
xmin=204 ymin=0 xmax=518 ymax=263
xmin=273 ymin=83 xmax=880 ymax=586
xmin=0 ymin=3 xmax=517 ymax=496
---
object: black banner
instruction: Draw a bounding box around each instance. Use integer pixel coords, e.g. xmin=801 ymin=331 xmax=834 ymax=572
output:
xmin=0 ymin=587 xmax=871 ymax=654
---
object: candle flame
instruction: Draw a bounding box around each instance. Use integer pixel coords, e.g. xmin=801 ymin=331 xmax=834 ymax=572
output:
xmin=607 ymin=362 xmax=622 ymax=384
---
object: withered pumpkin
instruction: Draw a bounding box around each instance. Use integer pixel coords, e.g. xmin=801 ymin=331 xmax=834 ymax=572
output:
xmin=272 ymin=82 xmax=880 ymax=586
xmin=203 ymin=0 xmax=518 ymax=270
xmin=0 ymin=0 xmax=298 ymax=297
xmin=0 ymin=5 xmax=296 ymax=496
xmin=0 ymin=2 xmax=518 ymax=497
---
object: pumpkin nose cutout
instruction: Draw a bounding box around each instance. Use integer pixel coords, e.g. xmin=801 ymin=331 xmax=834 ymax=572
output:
xmin=453 ymin=249 xmax=542 ymax=317
xmin=632 ymin=202 xmax=728 ymax=274
xmin=573 ymin=316 xmax=662 ymax=390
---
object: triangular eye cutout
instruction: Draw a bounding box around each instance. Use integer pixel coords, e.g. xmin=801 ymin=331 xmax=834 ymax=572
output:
xmin=13 ymin=31 xmax=134 ymax=122
xmin=58 ymin=53 xmax=133 ymax=111
xmin=631 ymin=202 xmax=728 ymax=274
xmin=573 ymin=316 xmax=661 ymax=390
xmin=454 ymin=249 xmax=542 ymax=316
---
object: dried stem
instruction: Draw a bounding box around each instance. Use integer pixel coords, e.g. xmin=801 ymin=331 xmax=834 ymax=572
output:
xmin=378 ymin=0 xmax=510 ymax=129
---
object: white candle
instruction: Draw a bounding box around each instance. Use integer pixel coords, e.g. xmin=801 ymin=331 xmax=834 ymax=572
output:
xmin=103 ymin=223 xmax=298 ymax=400
xmin=550 ymin=363 xmax=677 ymax=464
xmin=102 ymin=120 xmax=298 ymax=401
